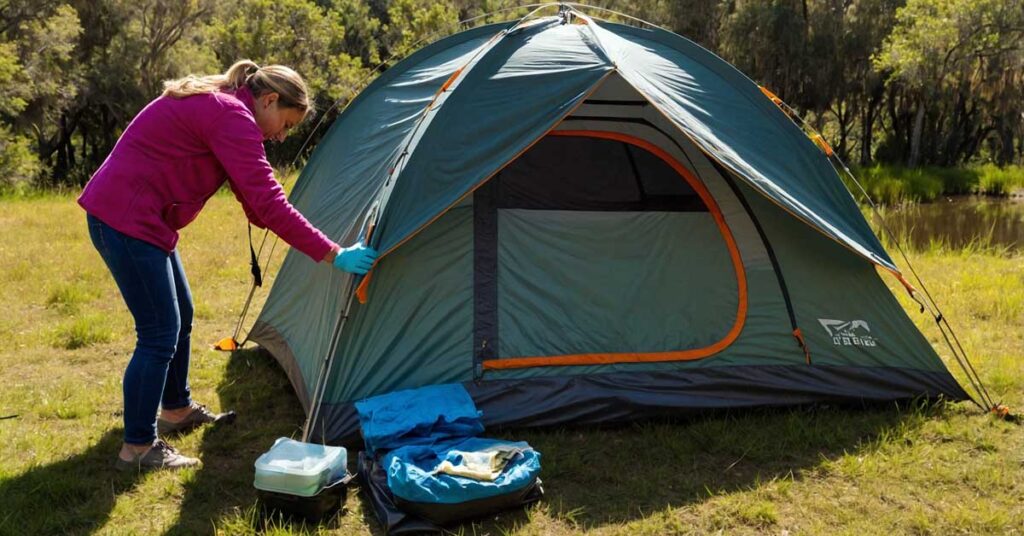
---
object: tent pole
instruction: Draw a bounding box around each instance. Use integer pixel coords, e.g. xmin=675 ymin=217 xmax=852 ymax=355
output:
xmin=302 ymin=205 xmax=379 ymax=443
xmin=302 ymin=276 xmax=359 ymax=443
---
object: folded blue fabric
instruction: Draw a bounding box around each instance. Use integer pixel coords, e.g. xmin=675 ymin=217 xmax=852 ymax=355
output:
xmin=355 ymin=383 xmax=484 ymax=454
xmin=385 ymin=437 xmax=541 ymax=504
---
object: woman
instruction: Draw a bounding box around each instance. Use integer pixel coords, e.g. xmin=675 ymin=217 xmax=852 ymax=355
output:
xmin=78 ymin=60 xmax=376 ymax=471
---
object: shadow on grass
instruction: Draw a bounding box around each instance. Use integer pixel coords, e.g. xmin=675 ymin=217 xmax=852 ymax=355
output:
xmin=163 ymin=347 xmax=312 ymax=535
xmin=161 ymin=347 xmax=948 ymax=534
xmin=471 ymin=400 xmax=945 ymax=532
xmin=0 ymin=428 xmax=142 ymax=534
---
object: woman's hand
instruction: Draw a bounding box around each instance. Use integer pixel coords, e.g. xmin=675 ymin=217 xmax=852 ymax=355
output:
xmin=329 ymin=242 xmax=378 ymax=275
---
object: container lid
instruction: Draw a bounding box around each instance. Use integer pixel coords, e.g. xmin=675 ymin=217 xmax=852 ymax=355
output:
xmin=254 ymin=437 xmax=346 ymax=477
xmin=255 ymin=472 xmax=354 ymax=499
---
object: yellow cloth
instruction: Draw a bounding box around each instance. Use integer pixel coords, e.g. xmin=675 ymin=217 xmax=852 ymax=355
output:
xmin=432 ymin=446 xmax=522 ymax=481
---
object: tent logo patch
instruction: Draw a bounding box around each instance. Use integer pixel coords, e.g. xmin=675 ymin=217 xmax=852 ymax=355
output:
xmin=818 ymin=319 xmax=877 ymax=348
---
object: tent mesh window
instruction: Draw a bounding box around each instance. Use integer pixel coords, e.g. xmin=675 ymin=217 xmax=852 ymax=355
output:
xmin=490 ymin=135 xmax=708 ymax=212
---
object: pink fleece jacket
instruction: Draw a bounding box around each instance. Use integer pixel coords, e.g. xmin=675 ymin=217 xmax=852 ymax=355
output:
xmin=78 ymin=85 xmax=337 ymax=261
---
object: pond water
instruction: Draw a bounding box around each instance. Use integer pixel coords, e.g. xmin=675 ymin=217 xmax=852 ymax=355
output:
xmin=870 ymin=195 xmax=1024 ymax=252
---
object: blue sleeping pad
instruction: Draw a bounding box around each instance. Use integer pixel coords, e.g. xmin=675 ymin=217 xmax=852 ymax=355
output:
xmin=384 ymin=437 xmax=541 ymax=504
xmin=355 ymin=383 xmax=542 ymax=508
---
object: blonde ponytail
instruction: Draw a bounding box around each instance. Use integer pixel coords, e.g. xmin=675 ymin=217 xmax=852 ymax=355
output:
xmin=223 ymin=60 xmax=260 ymax=91
xmin=162 ymin=59 xmax=310 ymax=116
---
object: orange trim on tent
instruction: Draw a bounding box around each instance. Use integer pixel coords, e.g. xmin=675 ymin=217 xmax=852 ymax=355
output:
xmin=895 ymin=272 xmax=917 ymax=295
xmin=438 ymin=67 xmax=464 ymax=94
xmin=793 ymin=328 xmax=811 ymax=365
xmin=758 ymin=85 xmax=784 ymax=107
xmin=354 ymin=218 xmax=379 ymax=304
xmin=483 ymin=129 xmax=748 ymax=370
xmin=809 ymin=133 xmax=834 ymax=156
xmin=355 ymin=271 xmax=373 ymax=303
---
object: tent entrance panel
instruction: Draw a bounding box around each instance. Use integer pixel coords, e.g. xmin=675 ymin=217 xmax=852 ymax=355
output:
xmin=476 ymin=133 xmax=746 ymax=370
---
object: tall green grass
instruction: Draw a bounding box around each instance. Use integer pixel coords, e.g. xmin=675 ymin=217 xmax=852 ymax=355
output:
xmin=845 ymin=164 xmax=1024 ymax=204
xmin=974 ymin=164 xmax=1024 ymax=196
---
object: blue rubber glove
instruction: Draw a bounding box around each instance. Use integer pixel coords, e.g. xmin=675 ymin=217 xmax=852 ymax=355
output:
xmin=333 ymin=242 xmax=378 ymax=275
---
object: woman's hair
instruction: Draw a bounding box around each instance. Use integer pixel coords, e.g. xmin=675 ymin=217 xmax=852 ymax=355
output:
xmin=162 ymin=59 xmax=310 ymax=115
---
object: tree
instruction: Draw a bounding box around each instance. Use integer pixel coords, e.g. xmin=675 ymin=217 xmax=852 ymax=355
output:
xmin=719 ymin=0 xmax=827 ymax=117
xmin=331 ymin=0 xmax=383 ymax=66
xmin=60 ymin=0 xmax=216 ymax=185
xmin=820 ymin=0 xmax=901 ymax=164
xmin=381 ymin=0 xmax=460 ymax=62
xmin=0 ymin=1 xmax=80 ymax=187
xmin=876 ymin=0 xmax=1024 ymax=166
xmin=132 ymin=1 xmax=218 ymax=97
xmin=207 ymin=0 xmax=372 ymax=165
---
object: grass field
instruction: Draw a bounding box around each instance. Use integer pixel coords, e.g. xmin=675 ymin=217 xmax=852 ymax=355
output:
xmin=0 ymin=191 xmax=1021 ymax=535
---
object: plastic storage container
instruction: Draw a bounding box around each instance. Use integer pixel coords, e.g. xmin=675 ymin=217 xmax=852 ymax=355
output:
xmin=254 ymin=437 xmax=348 ymax=497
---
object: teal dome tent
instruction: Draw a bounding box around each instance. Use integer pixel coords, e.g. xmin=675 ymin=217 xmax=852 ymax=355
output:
xmin=245 ymin=6 xmax=972 ymax=443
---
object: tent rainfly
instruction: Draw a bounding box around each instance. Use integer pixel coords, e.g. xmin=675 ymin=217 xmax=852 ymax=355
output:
xmin=246 ymin=9 xmax=971 ymax=444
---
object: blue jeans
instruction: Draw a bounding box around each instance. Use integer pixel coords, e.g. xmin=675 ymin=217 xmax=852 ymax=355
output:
xmin=87 ymin=214 xmax=193 ymax=445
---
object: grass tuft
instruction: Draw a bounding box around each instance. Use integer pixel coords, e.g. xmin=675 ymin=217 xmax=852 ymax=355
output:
xmin=51 ymin=315 xmax=114 ymax=349
xmin=45 ymin=282 xmax=99 ymax=314
xmin=736 ymin=500 xmax=779 ymax=527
